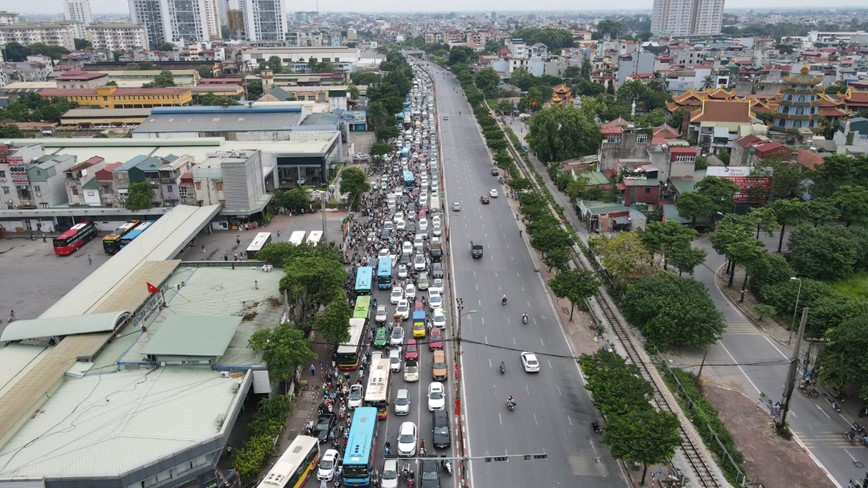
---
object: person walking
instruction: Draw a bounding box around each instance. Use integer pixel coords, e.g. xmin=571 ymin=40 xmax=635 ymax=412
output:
xmin=87 ymin=254 xmax=93 ymax=265
xmin=310 ymin=363 xmax=316 ymax=376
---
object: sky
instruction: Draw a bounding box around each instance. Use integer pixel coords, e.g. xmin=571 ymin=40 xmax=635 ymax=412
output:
xmin=0 ymin=0 xmax=864 ymax=15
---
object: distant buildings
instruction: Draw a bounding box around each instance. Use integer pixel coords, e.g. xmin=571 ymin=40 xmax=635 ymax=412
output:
xmin=86 ymin=23 xmax=150 ymax=51
xmin=128 ymin=0 xmax=221 ymax=46
xmin=651 ymin=0 xmax=725 ymax=36
xmin=0 ymin=23 xmax=76 ymax=50
xmin=39 ymin=86 xmax=193 ymax=109
xmin=240 ymin=0 xmax=286 ymax=41
xmin=63 ymin=0 xmax=92 ymax=38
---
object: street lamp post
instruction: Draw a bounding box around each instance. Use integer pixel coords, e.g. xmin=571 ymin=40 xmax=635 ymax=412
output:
xmin=452 ymin=297 xmax=476 ymax=488
xmin=788 ymin=277 xmax=802 ymax=344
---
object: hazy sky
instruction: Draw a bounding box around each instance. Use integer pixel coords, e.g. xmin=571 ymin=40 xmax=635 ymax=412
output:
xmin=0 ymin=0 xmax=864 ymax=15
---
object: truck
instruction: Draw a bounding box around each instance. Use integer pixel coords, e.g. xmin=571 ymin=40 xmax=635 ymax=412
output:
xmin=412 ymin=310 xmax=427 ymax=338
xmin=430 ymin=237 xmax=443 ymax=262
xmin=470 ymin=240 xmax=483 ymax=259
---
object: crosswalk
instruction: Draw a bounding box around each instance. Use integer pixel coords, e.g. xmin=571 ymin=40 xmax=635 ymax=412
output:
xmin=724 ymin=323 xmax=762 ymax=335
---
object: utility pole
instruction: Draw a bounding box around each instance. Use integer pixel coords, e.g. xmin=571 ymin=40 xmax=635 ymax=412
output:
xmin=321 ymin=191 xmax=327 ymax=245
xmin=779 ymin=307 xmax=809 ymax=429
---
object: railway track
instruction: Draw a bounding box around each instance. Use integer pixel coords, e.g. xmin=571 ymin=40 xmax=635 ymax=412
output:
xmin=499 ymin=123 xmax=723 ymax=487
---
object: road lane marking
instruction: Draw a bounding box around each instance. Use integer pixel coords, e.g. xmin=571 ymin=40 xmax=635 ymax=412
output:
xmin=498 ymin=413 xmax=502 ymax=426
xmin=556 ymin=385 xmax=562 ymax=396
xmin=567 ymin=415 xmax=572 ymax=426
xmin=533 ymin=413 xmax=538 ymax=425
xmin=525 ymin=385 xmax=530 ymax=395
xmin=507 ymin=317 xmax=511 ymax=324
xmin=547 ymin=359 xmax=552 ymax=368
xmin=540 ymin=337 xmax=545 ymax=346
xmin=475 ymin=284 xmax=479 ymax=291
xmin=484 ymin=336 xmax=489 ymax=344
xmin=480 ymin=317 xmax=485 ymax=325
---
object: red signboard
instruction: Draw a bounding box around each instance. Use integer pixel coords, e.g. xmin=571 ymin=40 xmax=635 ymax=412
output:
xmin=724 ymin=176 xmax=773 ymax=205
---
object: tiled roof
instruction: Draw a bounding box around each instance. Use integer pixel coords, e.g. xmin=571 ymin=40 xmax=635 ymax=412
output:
xmin=795 ymin=148 xmax=824 ymax=170
xmin=40 ymin=87 xmax=189 ymax=96
xmin=735 ymin=134 xmax=763 ymax=148
xmin=57 ymin=70 xmax=107 ymax=81
xmin=690 ymin=99 xmax=754 ymax=124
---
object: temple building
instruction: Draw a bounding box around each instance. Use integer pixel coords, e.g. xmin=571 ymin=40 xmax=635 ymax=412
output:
xmin=771 ymin=64 xmax=823 ymax=135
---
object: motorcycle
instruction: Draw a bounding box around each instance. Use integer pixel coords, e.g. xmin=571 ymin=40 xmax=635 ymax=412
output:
xmin=522 ymin=314 xmax=528 ymax=325
xmin=859 ymin=406 xmax=868 ymax=418
xmin=501 ymin=296 xmax=508 ymax=306
xmin=506 ymin=398 xmax=516 ymax=411
xmin=591 ymin=420 xmax=602 ymax=434
xmin=441 ymin=459 xmax=452 ymax=475
xmin=499 ymin=362 xmax=505 ymax=375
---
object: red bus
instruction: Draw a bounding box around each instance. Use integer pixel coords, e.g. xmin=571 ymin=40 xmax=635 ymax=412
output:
xmin=53 ymin=221 xmax=97 ymax=256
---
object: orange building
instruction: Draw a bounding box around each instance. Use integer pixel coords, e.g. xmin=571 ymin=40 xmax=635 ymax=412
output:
xmin=39 ymin=86 xmax=192 ymax=109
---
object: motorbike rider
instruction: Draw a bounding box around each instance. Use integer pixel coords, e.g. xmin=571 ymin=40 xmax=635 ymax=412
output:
xmin=522 ymin=312 xmax=528 ymax=323
xmin=591 ymin=420 xmax=601 ymax=432
xmin=502 ymin=294 xmax=508 ymax=306
xmin=500 ymin=361 xmax=505 ymax=373
xmin=507 ymin=395 xmax=516 ymax=407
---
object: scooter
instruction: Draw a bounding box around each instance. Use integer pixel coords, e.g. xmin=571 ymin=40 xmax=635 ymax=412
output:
xmin=506 ymin=398 xmax=516 ymax=411
xmin=591 ymin=420 xmax=602 ymax=434
xmin=441 ymin=458 xmax=452 ymax=475
xmin=522 ymin=314 xmax=528 ymax=325
xmin=501 ymin=296 xmax=508 ymax=306
xmin=499 ymin=362 xmax=505 ymax=374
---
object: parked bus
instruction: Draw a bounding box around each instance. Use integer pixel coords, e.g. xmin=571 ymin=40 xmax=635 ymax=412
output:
xmin=256 ymin=435 xmax=320 ymax=488
xmin=402 ymin=170 xmax=415 ymax=189
xmin=102 ymin=220 xmax=141 ymax=254
xmin=352 ymin=295 xmax=372 ymax=323
xmin=354 ymin=266 xmax=373 ymax=296
xmin=53 ymin=221 xmax=96 ymax=256
xmin=336 ymin=318 xmax=367 ymax=371
xmin=118 ymin=221 xmax=154 ymax=249
xmin=288 ymin=230 xmax=306 ymax=246
xmin=246 ymin=232 xmax=273 ymax=259
xmin=341 ymin=407 xmax=379 ymax=487
xmin=306 ymin=230 xmax=323 ymax=246
xmin=363 ymin=358 xmax=392 ymax=420
xmin=376 ymin=256 xmax=393 ymax=290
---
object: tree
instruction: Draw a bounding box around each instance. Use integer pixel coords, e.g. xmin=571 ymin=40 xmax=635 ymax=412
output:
xmin=528 ymin=223 xmax=573 ymax=258
xmin=273 ymin=188 xmax=309 ymax=214
xmin=589 ymin=232 xmax=652 ymax=288
xmin=369 ymin=141 xmax=392 ymax=158
xmin=752 ymin=304 xmax=776 ymax=320
xmin=125 ymin=181 xmax=153 ymax=210
xmin=148 ymin=70 xmax=176 ymax=88
xmin=351 ymin=71 xmax=380 ymax=86
xmin=786 ymin=225 xmax=858 ymax=281
xmin=248 ymin=322 xmax=316 ymax=386
xmin=695 ymin=176 xmax=739 ymax=214
xmin=638 ymin=221 xmax=697 ymax=270
xmin=74 ymin=38 xmax=92 ymax=50
xmin=675 ymin=192 xmax=716 ymax=225
xmin=596 ymin=19 xmax=622 ymax=38
xmin=339 ymin=167 xmax=370 ymax=207
xmin=768 ymin=198 xmax=808 ymax=252
xmin=604 ymin=408 xmax=682 ymax=486
xmin=4 ymin=42 xmax=29 ymax=61
xmin=804 ymin=198 xmax=839 ymax=227
xmin=549 ymin=268 xmax=600 ymax=320
xmin=281 ymin=255 xmax=346 ymax=323
xmin=818 ymin=316 xmax=868 ymax=402
xmin=0 ymin=124 xmax=24 ymax=138
xmin=748 ymin=206 xmax=779 ymax=239
xmin=579 ymin=350 xmax=654 ymax=416
xmin=157 ymin=42 xmax=175 ymax=51
xmin=474 ymin=67 xmax=500 ymax=99
xmin=315 ymin=296 xmax=352 ymax=345
xmin=527 ymin=105 xmax=602 ymax=162
xmin=245 ymin=79 xmax=263 ymax=99
xmin=543 ymin=247 xmax=570 ymax=272
xmin=623 ymin=273 xmax=724 ymax=348
xmin=831 ymin=184 xmax=868 ymax=227
xmin=197 ymin=66 xmax=213 ymax=79
xmin=710 ymin=214 xmax=762 ymax=287
xmin=668 ymin=242 xmax=707 ymax=276
xmin=197 ymin=93 xmax=240 ymax=106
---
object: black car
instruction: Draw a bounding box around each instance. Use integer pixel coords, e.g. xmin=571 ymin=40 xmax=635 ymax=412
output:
xmin=432 ymin=409 xmax=451 ymax=448
xmin=314 ymin=413 xmax=338 ymax=443
xmin=429 ymin=247 xmax=442 ymax=263
xmin=406 ymin=222 xmax=417 ymax=234
xmin=431 ymin=262 xmax=444 ymax=279
xmin=491 ymin=168 xmax=499 ymax=176
xmin=420 ymin=459 xmax=440 ymax=488
xmin=380 ymin=229 xmax=392 ymax=241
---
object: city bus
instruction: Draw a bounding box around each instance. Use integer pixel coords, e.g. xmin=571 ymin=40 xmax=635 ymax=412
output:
xmin=288 ymin=230 xmax=306 ymax=246
xmin=363 ymin=358 xmax=392 ymax=420
xmin=376 ymin=256 xmax=393 ymax=290
xmin=352 ymin=295 xmax=372 ymax=323
xmin=402 ymin=170 xmax=415 ymax=189
xmin=246 ymin=232 xmax=273 ymax=259
xmin=256 ymin=434 xmax=320 ymax=488
xmin=118 ymin=221 xmax=154 ymax=249
xmin=336 ymin=318 xmax=366 ymax=371
xmin=354 ymin=266 xmax=373 ymax=296
xmin=306 ymin=230 xmax=323 ymax=246
xmin=53 ymin=221 xmax=96 ymax=256
xmin=102 ymin=220 xmax=141 ymax=254
xmin=341 ymin=407 xmax=379 ymax=487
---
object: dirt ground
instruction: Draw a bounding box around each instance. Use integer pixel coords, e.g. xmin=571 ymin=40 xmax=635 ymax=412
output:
xmin=702 ymin=378 xmax=836 ymax=488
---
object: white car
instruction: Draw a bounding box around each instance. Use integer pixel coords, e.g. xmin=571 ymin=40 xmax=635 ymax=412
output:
xmin=414 ymin=235 xmax=424 ymax=250
xmin=396 ymin=299 xmax=410 ymax=320
xmin=394 ymin=212 xmax=405 ymax=223
xmin=317 ymin=448 xmax=340 ymax=481
xmin=382 ymin=459 xmax=399 ymax=488
xmin=397 ymin=421 xmax=417 ymax=457
xmin=427 ymin=382 xmax=446 ymax=411
xmin=402 ymin=241 xmax=413 ymax=255
xmin=379 ymin=248 xmax=390 ymax=258
xmin=384 ymin=220 xmax=395 ymax=231
xmin=432 ymin=215 xmax=441 ymax=226
xmin=430 ymin=278 xmax=444 ymax=295
xmin=452 ymin=202 xmax=461 ymax=211
xmin=398 ymin=264 xmax=408 ymax=279
xmin=521 ymin=352 xmax=541 ymax=373
xmin=348 ymin=384 xmax=364 ymax=409
xmin=376 ymin=306 xmax=388 ymax=324
xmin=396 ymin=220 xmax=406 ymax=231
xmin=390 ymin=325 xmax=405 ymax=346
xmin=428 ymin=292 xmax=443 ymax=311
xmin=404 ymin=361 xmax=419 ymax=382
xmin=413 ymin=253 xmax=427 ymax=271
xmin=432 ymin=224 xmax=442 ymax=237
xmin=419 ymin=219 xmax=428 ymax=233
xmin=390 ymin=287 xmax=403 ymax=305
xmin=489 ymin=188 xmax=499 ymax=198
xmin=405 ymin=283 xmax=417 ymax=301
xmin=394 ymin=388 xmax=410 ymax=416
xmin=432 ymin=309 xmax=446 ymax=329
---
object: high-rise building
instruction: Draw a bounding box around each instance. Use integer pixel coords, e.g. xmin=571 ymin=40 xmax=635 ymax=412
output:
xmin=64 ymin=0 xmax=93 ymax=25
xmin=651 ymin=0 xmax=724 ymax=36
xmin=128 ymin=0 xmax=221 ymax=46
xmin=86 ymin=23 xmax=149 ymax=51
xmin=241 ymin=0 xmax=286 ymax=42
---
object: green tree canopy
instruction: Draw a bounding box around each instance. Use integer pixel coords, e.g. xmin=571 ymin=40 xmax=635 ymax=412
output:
xmin=74 ymin=38 xmax=92 ymax=50
xmin=513 ymin=27 xmax=575 ymax=51
xmin=549 ymin=268 xmax=600 ymax=320
xmin=695 ymin=176 xmax=740 ymax=214
xmin=526 ymin=105 xmax=601 ymax=162
xmin=339 ymin=167 xmax=370 ymax=207
xmin=639 ymin=220 xmax=697 ymax=270
xmin=315 ymin=295 xmax=352 ymax=344
xmin=786 ymin=225 xmax=858 ymax=281
xmin=604 ymin=408 xmax=682 ymax=486
xmin=589 ymin=232 xmax=652 ymax=288
xmin=474 ymin=67 xmax=501 ymax=99
xmin=248 ymin=322 xmax=316 ymax=384
xmin=272 ymin=188 xmax=310 ymax=214
xmin=818 ymin=316 xmax=868 ymax=401
xmin=280 ymin=255 xmax=347 ymax=323
xmin=124 ymin=181 xmax=153 ymax=210
xmin=579 ymin=350 xmax=655 ymax=416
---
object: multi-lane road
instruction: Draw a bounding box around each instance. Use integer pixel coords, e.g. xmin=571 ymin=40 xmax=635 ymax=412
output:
xmin=427 ymin=62 xmax=624 ymax=487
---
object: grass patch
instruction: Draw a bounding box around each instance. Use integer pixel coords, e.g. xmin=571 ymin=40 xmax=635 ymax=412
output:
xmin=831 ymin=272 xmax=868 ymax=299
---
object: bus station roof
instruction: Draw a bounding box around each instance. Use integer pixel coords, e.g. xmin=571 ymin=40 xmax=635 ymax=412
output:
xmin=0 ymin=311 xmax=129 ymax=342
xmin=141 ymin=315 xmax=241 ymax=358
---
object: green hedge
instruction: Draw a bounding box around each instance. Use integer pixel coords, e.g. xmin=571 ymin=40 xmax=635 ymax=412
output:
xmin=234 ymin=395 xmax=293 ymax=481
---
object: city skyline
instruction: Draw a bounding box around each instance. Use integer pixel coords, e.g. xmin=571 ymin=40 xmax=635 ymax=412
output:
xmin=0 ymin=0 xmax=867 ymax=15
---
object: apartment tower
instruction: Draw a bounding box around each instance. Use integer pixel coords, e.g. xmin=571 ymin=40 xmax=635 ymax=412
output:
xmin=651 ymin=0 xmax=724 ymax=36
xmin=241 ymin=0 xmax=286 ymax=41
xmin=128 ymin=0 xmax=221 ymax=46
xmin=64 ymin=0 xmax=93 ymax=25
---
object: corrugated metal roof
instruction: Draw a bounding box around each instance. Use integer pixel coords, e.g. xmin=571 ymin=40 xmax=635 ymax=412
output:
xmin=0 ymin=311 xmax=128 ymax=342
xmin=141 ymin=315 xmax=240 ymax=357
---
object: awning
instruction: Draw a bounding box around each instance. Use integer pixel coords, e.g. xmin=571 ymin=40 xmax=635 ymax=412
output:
xmin=1 ymin=311 xmax=129 ymax=342
xmin=614 ymin=216 xmax=631 ymax=225
xmin=713 ymin=126 xmax=729 ymax=138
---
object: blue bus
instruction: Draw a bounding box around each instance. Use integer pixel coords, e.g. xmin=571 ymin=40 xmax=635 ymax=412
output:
xmin=118 ymin=221 xmax=153 ymax=249
xmin=341 ymin=407 xmax=379 ymax=487
xmin=354 ymin=266 xmax=373 ymax=295
xmin=376 ymin=256 xmax=392 ymax=290
xmin=402 ymin=170 xmax=415 ymax=189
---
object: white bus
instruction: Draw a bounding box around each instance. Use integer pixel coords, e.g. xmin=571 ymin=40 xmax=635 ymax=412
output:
xmin=246 ymin=232 xmax=273 ymax=259
xmin=288 ymin=230 xmax=306 ymax=246
xmin=363 ymin=358 xmax=392 ymax=420
xmin=306 ymin=230 xmax=323 ymax=246
xmin=336 ymin=317 xmax=367 ymax=370
xmin=256 ymin=434 xmax=320 ymax=488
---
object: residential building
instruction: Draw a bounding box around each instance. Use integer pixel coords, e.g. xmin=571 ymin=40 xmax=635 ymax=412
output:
xmin=63 ymin=0 xmax=92 ymax=27
xmin=0 ymin=11 xmax=19 ymax=25
xmin=617 ymin=50 xmax=655 ymax=87
xmin=55 ymin=70 xmax=107 ymax=89
xmin=92 ymin=161 xmax=122 ymax=207
xmin=128 ymin=0 xmax=166 ymax=46
xmin=63 ymin=156 xmax=106 ymax=206
xmin=129 ymin=0 xmax=221 ymax=46
xmin=241 ymin=0 xmax=286 ymax=42
xmin=240 ymin=47 xmax=362 ymax=72
xmin=86 ymin=23 xmax=150 ymax=51
xmin=0 ymin=142 xmax=45 ymax=210
xmin=192 ymin=149 xmax=267 ymax=211
xmin=651 ymin=0 xmax=724 ymax=36
xmin=0 ymin=56 xmax=54 ymax=83
xmin=0 ymin=23 xmax=76 ymax=50
xmin=39 ymin=85 xmax=193 ymax=109
xmin=771 ymin=64 xmax=823 ymax=135
xmin=688 ymin=99 xmax=756 ymax=153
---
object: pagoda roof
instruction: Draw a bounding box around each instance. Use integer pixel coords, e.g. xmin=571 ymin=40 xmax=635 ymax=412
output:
xmin=690 ymin=99 xmax=755 ymax=124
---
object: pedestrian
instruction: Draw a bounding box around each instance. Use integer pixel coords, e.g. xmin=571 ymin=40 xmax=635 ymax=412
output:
xmin=236 ymin=236 xmax=240 ymax=246
xmin=87 ymin=254 xmax=92 ymax=265
xmin=9 ymin=310 xmax=15 ymax=322
xmin=224 ymin=254 xmax=228 ymax=261
xmin=254 ymin=280 xmax=258 ymax=290
xmin=277 ymin=230 xmax=280 ymax=238
xmin=310 ymin=364 xmax=316 ymax=376
xmin=201 ymin=245 xmax=205 ymax=253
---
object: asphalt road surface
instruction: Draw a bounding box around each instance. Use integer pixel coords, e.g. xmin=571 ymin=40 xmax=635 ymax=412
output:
xmin=426 ymin=62 xmax=624 ymax=488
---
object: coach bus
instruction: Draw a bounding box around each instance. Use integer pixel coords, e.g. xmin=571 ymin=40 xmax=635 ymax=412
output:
xmin=102 ymin=220 xmax=141 ymax=254
xmin=306 ymin=230 xmax=323 ymax=246
xmin=288 ymin=230 xmax=306 ymax=246
xmin=354 ymin=266 xmax=373 ymax=295
xmin=336 ymin=317 xmax=367 ymax=371
xmin=376 ymin=256 xmax=393 ymax=290
xmin=256 ymin=435 xmax=320 ymax=488
xmin=118 ymin=221 xmax=154 ymax=249
xmin=53 ymin=221 xmax=96 ymax=256
xmin=341 ymin=407 xmax=379 ymax=487
xmin=246 ymin=232 xmax=273 ymax=259
xmin=363 ymin=358 xmax=392 ymax=420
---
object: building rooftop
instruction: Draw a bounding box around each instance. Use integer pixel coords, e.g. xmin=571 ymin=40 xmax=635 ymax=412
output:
xmin=141 ymin=315 xmax=241 ymax=358
xmin=133 ymin=105 xmax=305 ymax=134
xmin=56 ymin=70 xmax=107 ymax=81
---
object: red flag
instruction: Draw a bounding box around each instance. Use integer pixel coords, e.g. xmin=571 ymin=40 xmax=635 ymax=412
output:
xmin=146 ymin=282 xmax=160 ymax=294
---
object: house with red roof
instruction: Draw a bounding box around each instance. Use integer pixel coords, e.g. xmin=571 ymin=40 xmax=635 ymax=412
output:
xmin=91 ymin=161 xmax=123 ymax=207
xmin=64 ymin=156 xmax=106 ymax=206
xmin=688 ymin=99 xmax=757 ymax=154
xmin=56 ymin=70 xmax=108 ymax=89
xmin=39 ymin=85 xmax=192 ymax=109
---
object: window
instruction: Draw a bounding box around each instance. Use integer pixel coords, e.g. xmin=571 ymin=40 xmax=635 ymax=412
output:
xmin=72 ymin=188 xmax=79 ymax=195
xmin=179 ymin=186 xmax=188 ymax=196
xmin=0 ymin=170 xmax=5 ymax=177
xmin=33 ymin=185 xmax=41 ymax=192
xmin=215 ymin=181 xmax=224 ymax=191
xmin=2 ymin=187 xmax=9 ymax=195
xmin=636 ymin=134 xmax=648 ymax=143
xmin=645 ymin=187 xmax=652 ymax=194
xmin=195 ymin=181 xmax=201 ymax=190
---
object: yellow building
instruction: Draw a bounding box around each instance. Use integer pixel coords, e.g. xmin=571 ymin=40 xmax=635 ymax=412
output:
xmin=38 ymin=86 xmax=192 ymax=109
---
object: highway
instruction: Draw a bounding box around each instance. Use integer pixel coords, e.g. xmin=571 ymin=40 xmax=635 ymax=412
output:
xmin=426 ymin=62 xmax=624 ymax=487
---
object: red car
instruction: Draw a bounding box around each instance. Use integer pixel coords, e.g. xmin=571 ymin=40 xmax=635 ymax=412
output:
xmin=429 ymin=328 xmax=444 ymax=350
xmin=480 ymin=195 xmax=490 ymax=204
xmin=405 ymin=338 xmax=419 ymax=361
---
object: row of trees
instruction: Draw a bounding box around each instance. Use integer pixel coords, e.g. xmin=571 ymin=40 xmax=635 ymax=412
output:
xmin=0 ymin=93 xmax=78 ymax=123
xmin=365 ymin=51 xmax=414 ymax=142
xmin=2 ymin=41 xmax=69 ymax=61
